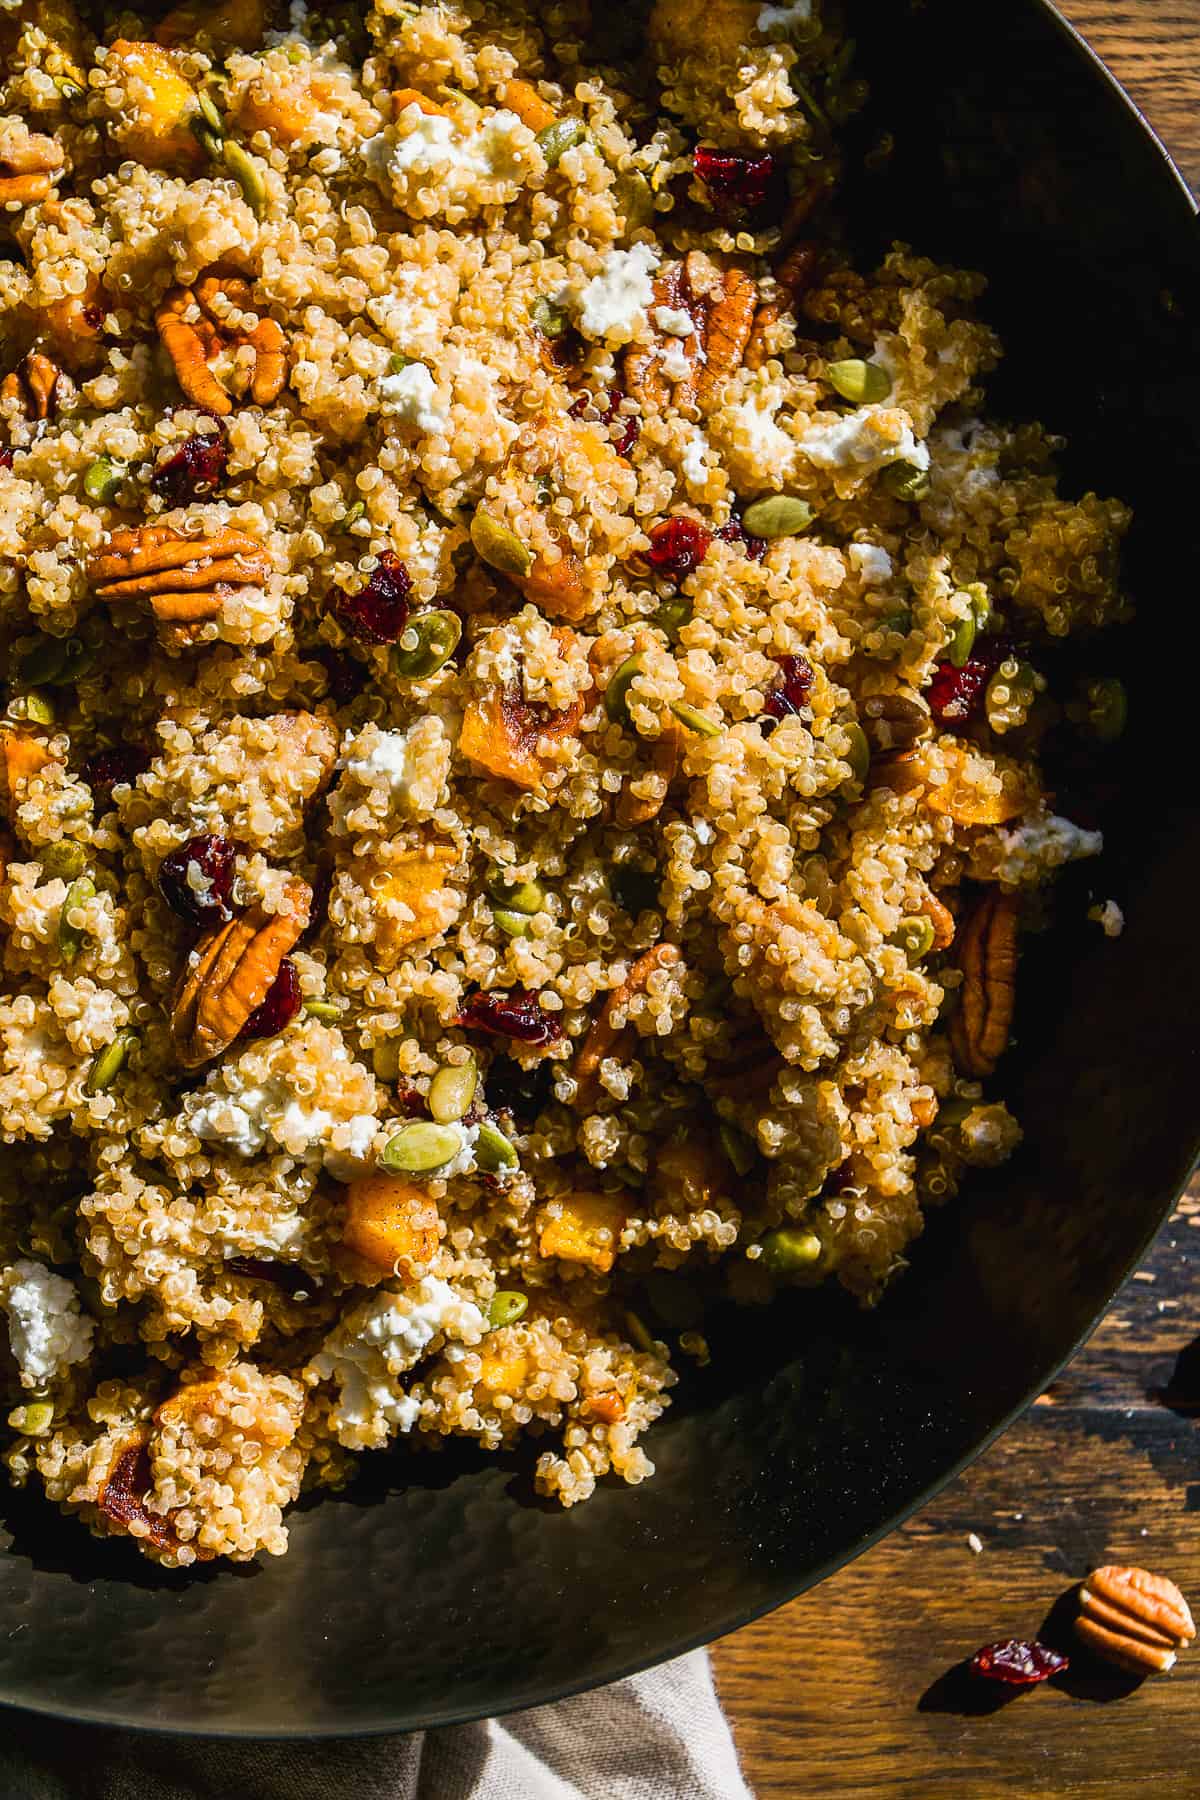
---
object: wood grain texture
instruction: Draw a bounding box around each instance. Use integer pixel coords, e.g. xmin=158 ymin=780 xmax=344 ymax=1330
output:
xmin=711 ymin=4 xmax=1200 ymax=1792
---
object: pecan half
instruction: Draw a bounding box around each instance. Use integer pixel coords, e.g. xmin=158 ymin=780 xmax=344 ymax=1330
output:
xmin=862 ymin=692 xmax=932 ymax=755
xmin=1076 ymin=1565 xmax=1196 ymax=1675
xmin=88 ymin=524 xmax=270 ymax=627
xmin=696 ymin=266 xmax=756 ymax=407
xmin=616 ymin=730 xmax=679 ymax=826
xmin=623 ymin=254 xmax=756 ymax=414
xmin=0 ymin=130 xmax=64 ymax=206
xmin=949 ymin=890 xmax=1019 ymax=1078
xmin=1 ymin=351 xmax=62 ymax=421
xmin=924 ymin=890 xmax=956 ymax=952
xmin=98 ymin=1435 xmax=178 ymax=1551
xmin=171 ymin=875 xmax=311 ymax=1067
xmin=156 ymin=269 xmax=287 ymax=417
xmin=868 ymin=747 xmax=925 ymax=797
xmin=573 ymin=942 xmax=681 ymax=1105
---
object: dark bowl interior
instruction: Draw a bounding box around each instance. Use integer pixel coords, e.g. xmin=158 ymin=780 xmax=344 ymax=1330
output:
xmin=2 ymin=0 xmax=1198 ymax=1737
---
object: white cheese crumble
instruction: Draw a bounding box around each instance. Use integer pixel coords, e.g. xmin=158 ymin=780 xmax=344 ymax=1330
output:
xmin=0 ymin=1260 xmax=93 ymax=1389
xmin=375 ymin=104 xmax=527 ymax=181
xmin=310 ymin=1278 xmax=486 ymax=1449
xmin=377 ymin=362 xmax=447 ymax=434
xmin=189 ymin=1090 xmax=269 ymax=1158
xmin=1088 ymin=899 xmax=1125 ymax=939
xmin=848 ymin=543 xmax=894 ymax=584
xmin=658 ymin=339 xmax=691 ymax=382
xmin=680 ymin=428 xmax=713 ymax=490
xmin=577 ymin=244 xmax=660 ymax=346
xmin=800 ymin=405 xmax=929 ymax=476
xmin=654 ymin=304 xmax=695 ymax=337
xmin=342 ymin=727 xmax=412 ymax=798
xmin=221 ymin=1214 xmax=306 ymax=1259
xmin=993 ymin=812 xmax=1103 ymax=886
xmin=730 ymin=390 xmax=796 ymax=469
xmin=185 ymin=1068 xmax=378 ymax=1170
xmin=325 ymin=1113 xmax=382 ymax=1183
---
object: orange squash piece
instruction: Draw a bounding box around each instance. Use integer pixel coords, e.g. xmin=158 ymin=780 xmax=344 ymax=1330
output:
xmin=104 ymin=41 xmax=203 ymax=171
xmin=340 ymin=1171 xmax=440 ymax=1277
xmin=368 ymin=844 xmax=458 ymax=955
xmin=539 ymin=1191 xmax=627 ymax=1274
xmin=924 ymin=746 xmax=1032 ymax=827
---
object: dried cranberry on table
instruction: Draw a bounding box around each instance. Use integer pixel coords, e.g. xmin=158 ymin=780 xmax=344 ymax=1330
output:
xmin=715 ymin=518 xmax=767 ymax=563
xmin=569 ymin=387 xmax=641 ymax=458
xmin=646 ymin=515 xmax=713 ymax=583
xmin=762 ymin=654 xmax=815 ymax=731
xmin=968 ymin=1639 xmax=1069 ymax=1686
xmin=157 ymin=833 xmax=237 ymax=928
xmin=151 ymin=432 xmax=228 ymax=506
xmin=327 ymin=552 xmax=412 ymax=645
xmin=926 ymin=639 xmax=1010 ymax=726
xmin=82 ymin=745 xmax=151 ymax=798
xmin=239 ymin=957 xmax=302 ymax=1042
xmin=693 ymin=145 xmax=779 ymax=214
xmin=456 ymin=987 xmax=564 ymax=1048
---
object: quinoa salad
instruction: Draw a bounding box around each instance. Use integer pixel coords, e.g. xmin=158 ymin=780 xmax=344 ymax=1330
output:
xmin=0 ymin=0 xmax=1129 ymax=1568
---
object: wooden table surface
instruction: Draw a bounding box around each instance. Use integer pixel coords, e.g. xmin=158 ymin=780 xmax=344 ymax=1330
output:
xmin=711 ymin=5 xmax=1200 ymax=1794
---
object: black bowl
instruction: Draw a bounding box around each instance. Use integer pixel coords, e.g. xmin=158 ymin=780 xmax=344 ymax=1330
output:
xmin=2 ymin=0 xmax=1198 ymax=1736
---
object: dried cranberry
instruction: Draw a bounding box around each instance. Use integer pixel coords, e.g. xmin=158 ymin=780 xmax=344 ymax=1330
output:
xmin=151 ymin=431 xmax=228 ymax=506
xmin=571 ymin=387 xmax=641 ymax=459
xmin=312 ymin=645 xmax=368 ymax=706
xmin=716 ymin=518 xmax=767 ymax=563
xmin=227 ymin=1257 xmax=317 ymax=1299
xmin=456 ymin=987 xmax=563 ymax=1048
xmin=83 ymin=745 xmax=151 ymax=797
xmin=98 ymin=1441 xmax=175 ymax=1549
xmin=328 ymin=552 xmax=412 ymax=645
xmin=157 ymin=833 xmax=237 ymax=928
xmin=646 ymin=515 xmax=713 ymax=583
xmin=393 ymin=1080 xmax=430 ymax=1118
xmin=762 ymin=654 xmax=815 ymax=730
xmin=239 ymin=957 xmax=302 ymax=1042
xmin=485 ymin=1053 xmax=555 ymax=1124
xmin=969 ymin=1640 xmax=1069 ymax=1686
xmin=300 ymin=861 xmax=332 ymax=946
xmin=694 ymin=145 xmax=779 ymax=214
xmin=0 ymin=447 xmax=12 ymax=471
xmin=927 ymin=640 xmax=1010 ymax=726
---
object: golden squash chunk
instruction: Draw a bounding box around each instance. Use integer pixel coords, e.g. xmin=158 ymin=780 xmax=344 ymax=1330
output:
xmin=650 ymin=1136 xmax=729 ymax=1212
xmin=236 ymin=64 xmax=341 ymax=146
xmin=459 ymin=684 xmax=584 ymax=791
xmin=539 ymin=1191 xmax=627 ymax=1274
xmin=104 ymin=40 xmax=202 ymax=171
xmin=924 ymin=745 xmax=1032 ymax=827
xmin=156 ymin=0 xmax=265 ymax=51
xmin=368 ymin=844 xmax=458 ymax=956
xmin=477 ymin=1344 xmax=530 ymax=1396
xmin=516 ymin=545 xmax=589 ymax=621
xmin=341 ymin=1171 xmax=440 ymax=1277
xmin=0 ymin=731 xmax=50 ymax=818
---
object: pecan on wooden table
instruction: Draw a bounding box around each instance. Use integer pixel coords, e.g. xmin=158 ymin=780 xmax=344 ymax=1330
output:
xmin=1 ymin=351 xmax=62 ymax=421
xmin=88 ymin=524 xmax=271 ymax=629
xmin=155 ymin=269 xmax=287 ymax=417
xmin=171 ymin=875 xmax=311 ymax=1067
xmin=0 ymin=129 xmax=64 ymax=207
xmin=949 ymin=889 xmax=1019 ymax=1078
xmin=1076 ymin=1565 xmax=1196 ymax=1675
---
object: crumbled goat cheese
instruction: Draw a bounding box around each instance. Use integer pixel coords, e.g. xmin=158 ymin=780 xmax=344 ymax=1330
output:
xmin=342 ymin=727 xmax=412 ymax=798
xmin=185 ymin=1069 xmax=372 ymax=1166
xmin=311 ymin=1278 xmax=486 ymax=1448
xmin=757 ymin=0 xmax=813 ymax=29
xmin=189 ymin=1090 xmax=269 ymax=1158
xmin=654 ymin=304 xmax=695 ymax=337
xmin=221 ymin=1214 xmax=306 ymax=1258
xmin=1089 ymin=899 xmax=1125 ymax=938
xmin=658 ymin=339 xmax=691 ymax=382
xmin=325 ymin=1113 xmax=381 ymax=1182
xmin=577 ymin=245 xmax=660 ymax=345
xmin=800 ymin=405 xmax=929 ymax=475
xmin=185 ymin=859 xmax=214 ymax=902
xmin=374 ymin=103 xmax=528 ymax=181
xmin=848 ymin=543 xmax=894 ymax=583
xmin=680 ymin=429 xmax=712 ymax=490
xmin=0 ymin=1260 xmax=94 ymax=1389
xmin=731 ymin=391 xmax=796 ymax=467
xmin=993 ymin=812 xmax=1103 ymax=886
xmin=377 ymin=362 xmax=447 ymax=434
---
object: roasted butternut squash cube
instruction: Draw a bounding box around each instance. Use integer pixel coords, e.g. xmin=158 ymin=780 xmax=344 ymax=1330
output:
xmin=516 ymin=545 xmax=589 ymax=621
xmin=366 ymin=844 xmax=458 ymax=956
xmin=477 ymin=1343 xmax=529 ymax=1396
xmin=341 ymin=1171 xmax=440 ymax=1277
xmin=924 ymin=746 xmax=1032 ymax=827
xmin=539 ymin=1191 xmax=627 ymax=1274
xmin=236 ymin=65 xmax=340 ymax=146
xmin=0 ymin=731 xmax=50 ymax=816
xmin=104 ymin=41 xmax=202 ymax=171
xmin=459 ymin=688 xmax=583 ymax=791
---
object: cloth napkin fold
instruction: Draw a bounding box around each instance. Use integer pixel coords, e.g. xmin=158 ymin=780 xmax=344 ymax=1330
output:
xmin=2 ymin=1649 xmax=752 ymax=1800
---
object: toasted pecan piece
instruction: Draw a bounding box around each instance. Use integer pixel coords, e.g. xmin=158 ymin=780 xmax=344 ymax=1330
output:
xmin=98 ymin=1435 xmax=178 ymax=1552
xmin=0 ymin=129 xmax=64 ymax=206
xmin=949 ymin=890 xmax=1018 ymax=1078
xmin=616 ymin=729 xmax=679 ymax=826
xmin=172 ymin=876 xmax=310 ymax=1067
xmin=573 ymin=942 xmax=681 ymax=1105
xmin=624 ymin=256 xmax=757 ymax=414
xmin=89 ymin=524 xmax=270 ymax=628
xmin=156 ymin=270 xmax=287 ymax=416
xmin=695 ymin=266 xmax=756 ymax=407
xmin=1 ymin=351 xmax=62 ymax=421
xmin=1076 ymin=1565 xmax=1195 ymax=1675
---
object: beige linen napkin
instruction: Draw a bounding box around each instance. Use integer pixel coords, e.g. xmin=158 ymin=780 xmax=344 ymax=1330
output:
xmin=2 ymin=1649 xmax=752 ymax=1799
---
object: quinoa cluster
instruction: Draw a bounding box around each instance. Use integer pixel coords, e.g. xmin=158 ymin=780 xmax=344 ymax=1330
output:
xmin=0 ymin=0 xmax=1127 ymax=1565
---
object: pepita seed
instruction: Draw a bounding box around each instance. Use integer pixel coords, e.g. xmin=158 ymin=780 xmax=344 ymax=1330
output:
xmin=20 ymin=692 xmax=56 ymax=725
xmin=469 ymin=506 xmax=532 ymax=579
xmin=12 ymin=1401 xmax=54 ymax=1436
xmin=494 ymin=908 xmax=531 ymax=938
xmin=428 ymin=1059 xmax=477 ymax=1123
xmin=389 ymin=608 xmax=461 ymax=680
xmin=387 ymin=350 xmax=412 ymax=372
xmin=882 ymin=460 xmax=930 ymax=503
xmin=488 ymin=1289 xmax=528 ymax=1328
xmin=18 ymin=635 xmax=70 ymax=687
xmin=85 ymin=1027 xmax=138 ymax=1095
xmin=669 ymin=700 xmax=721 ymax=738
xmin=843 ymin=722 xmax=870 ymax=784
xmin=302 ymin=999 xmax=345 ymax=1021
xmin=486 ymin=872 xmax=545 ymax=914
xmin=40 ymin=840 xmax=87 ymax=881
xmin=475 ymin=1120 xmax=518 ymax=1172
xmin=222 ymin=139 xmax=266 ymax=216
xmin=378 ymin=1120 xmax=463 ymax=1175
xmin=624 ymin=1309 xmax=657 ymax=1354
xmin=947 ymin=611 xmax=977 ymax=667
xmin=83 ymin=456 xmax=125 ymax=504
xmin=58 ymin=875 xmax=95 ymax=964
xmin=892 ymin=915 xmax=935 ymax=961
xmin=529 ymin=294 xmax=568 ymax=337
xmin=740 ymin=494 xmax=815 ymax=539
xmin=605 ymin=653 xmax=645 ymax=726
xmin=372 ymin=1040 xmax=401 ymax=1083
xmin=536 ymin=116 xmax=587 ymax=168
xmin=196 ymin=92 xmax=226 ymax=138
xmin=826 ymin=358 xmax=891 ymax=404
xmin=760 ymin=1226 xmax=822 ymax=1273
xmin=718 ymin=1119 xmax=757 ymax=1176
xmin=652 ymin=594 xmax=691 ymax=642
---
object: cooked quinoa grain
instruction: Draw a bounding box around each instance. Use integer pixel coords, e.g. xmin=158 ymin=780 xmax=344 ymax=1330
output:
xmin=0 ymin=0 xmax=1128 ymax=1565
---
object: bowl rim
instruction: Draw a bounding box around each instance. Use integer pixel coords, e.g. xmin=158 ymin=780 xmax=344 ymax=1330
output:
xmin=2 ymin=0 xmax=1198 ymax=1743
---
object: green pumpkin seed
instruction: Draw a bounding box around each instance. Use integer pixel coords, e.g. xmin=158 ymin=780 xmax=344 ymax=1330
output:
xmin=740 ymin=494 xmax=815 ymax=539
xmin=302 ymin=999 xmax=345 ymax=1021
xmin=55 ymin=637 xmax=98 ymax=685
xmin=428 ymin=1058 xmax=477 ymax=1124
xmin=18 ymin=635 xmax=70 ymax=687
xmin=843 ymin=722 xmax=870 ymax=784
xmin=191 ymin=115 xmax=224 ymax=161
xmin=669 ymin=700 xmax=721 ymax=738
xmin=54 ymin=77 xmax=85 ymax=102
xmin=529 ymin=294 xmax=568 ymax=338
xmin=378 ymin=1120 xmax=463 ymax=1175
xmin=196 ymin=91 xmax=226 ymax=138
xmin=19 ymin=691 xmax=56 ymax=726
xmin=390 ymin=608 xmax=462 ymax=680
xmin=470 ymin=506 xmax=533 ymax=579
xmin=536 ymin=116 xmax=588 ymax=168
xmin=342 ymin=500 xmax=366 ymax=527
xmin=652 ymin=594 xmax=692 ymax=643
xmin=892 ymin=915 xmax=935 ymax=961
xmin=1082 ymin=674 xmax=1127 ymax=743
xmin=223 ymin=139 xmax=266 ymax=216
xmin=487 ymin=1289 xmax=528 ymax=1328
xmin=475 ymin=1120 xmax=518 ymax=1173
xmin=83 ymin=456 xmax=125 ymax=504
xmin=613 ymin=167 xmax=654 ymax=228
xmin=605 ymin=653 xmax=644 ymax=726
xmin=947 ymin=612 xmax=976 ymax=668
xmin=718 ymin=1120 xmax=757 ymax=1176
xmin=624 ymin=1309 xmax=657 ymax=1354
xmin=85 ymin=1027 xmax=139 ymax=1095
xmin=882 ymin=460 xmax=930 ymax=503
xmin=759 ymin=1226 xmax=822 ymax=1274
xmin=372 ymin=1040 xmax=401 ymax=1083
xmin=486 ymin=871 xmax=545 ymax=915
xmin=494 ymin=908 xmax=531 ymax=938
xmin=387 ymin=350 xmax=413 ymax=374
xmin=10 ymin=1401 xmax=54 ymax=1435
xmin=58 ymin=875 xmax=95 ymax=964
xmin=825 ymin=358 xmax=891 ymax=405
xmin=40 ymin=840 xmax=87 ymax=881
